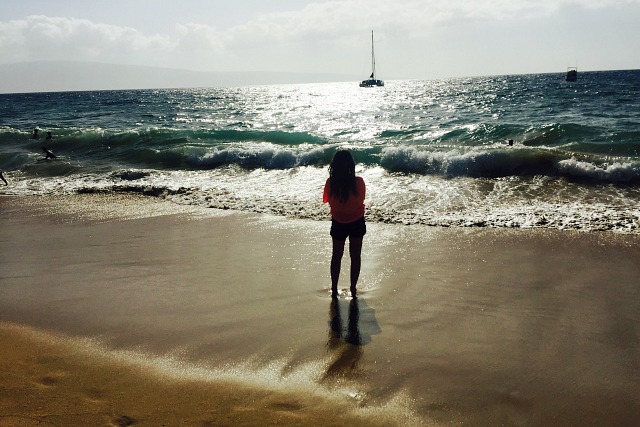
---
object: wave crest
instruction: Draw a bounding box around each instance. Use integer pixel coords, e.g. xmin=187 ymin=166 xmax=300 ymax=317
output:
xmin=557 ymin=158 xmax=640 ymax=182
xmin=381 ymin=145 xmax=640 ymax=183
xmin=192 ymin=144 xmax=329 ymax=169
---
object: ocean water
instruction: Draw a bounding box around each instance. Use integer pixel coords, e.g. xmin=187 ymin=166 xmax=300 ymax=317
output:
xmin=1 ymin=70 xmax=639 ymax=232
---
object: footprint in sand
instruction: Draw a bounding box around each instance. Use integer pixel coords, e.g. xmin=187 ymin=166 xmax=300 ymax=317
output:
xmin=113 ymin=415 xmax=136 ymax=426
xmin=35 ymin=372 xmax=67 ymax=387
xmin=268 ymin=401 xmax=305 ymax=412
xmin=37 ymin=376 xmax=58 ymax=386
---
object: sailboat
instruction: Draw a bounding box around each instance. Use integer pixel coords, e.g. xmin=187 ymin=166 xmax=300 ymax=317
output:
xmin=359 ymin=31 xmax=384 ymax=87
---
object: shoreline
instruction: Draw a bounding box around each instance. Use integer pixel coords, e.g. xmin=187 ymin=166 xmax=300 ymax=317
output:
xmin=2 ymin=193 xmax=639 ymax=426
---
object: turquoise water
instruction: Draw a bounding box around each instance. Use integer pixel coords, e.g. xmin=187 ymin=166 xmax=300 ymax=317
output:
xmin=1 ymin=70 xmax=639 ymax=232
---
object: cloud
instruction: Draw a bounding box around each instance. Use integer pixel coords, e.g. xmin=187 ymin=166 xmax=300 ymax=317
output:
xmin=214 ymin=0 xmax=638 ymax=47
xmin=0 ymin=15 xmax=174 ymax=64
xmin=175 ymin=23 xmax=225 ymax=53
xmin=0 ymin=0 xmax=637 ymax=76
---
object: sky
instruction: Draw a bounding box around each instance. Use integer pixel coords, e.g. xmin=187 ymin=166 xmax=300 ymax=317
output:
xmin=1 ymin=0 xmax=640 ymax=88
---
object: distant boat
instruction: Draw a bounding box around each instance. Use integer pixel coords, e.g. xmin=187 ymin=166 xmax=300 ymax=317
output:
xmin=566 ymin=67 xmax=577 ymax=82
xmin=359 ymin=31 xmax=384 ymax=87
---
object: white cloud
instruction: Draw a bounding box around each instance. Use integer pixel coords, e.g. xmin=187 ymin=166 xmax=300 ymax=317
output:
xmin=212 ymin=0 xmax=639 ymax=47
xmin=0 ymin=0 xmax=638 ymax=77
xmin=0 ymin=15 xmax=174 ymax=64
xmin=175 ymin=23 xmax=225 ymax=53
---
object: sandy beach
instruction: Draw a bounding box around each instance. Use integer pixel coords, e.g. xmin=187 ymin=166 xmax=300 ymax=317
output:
xmin=1 ymin=194 xmax=639 ymax=426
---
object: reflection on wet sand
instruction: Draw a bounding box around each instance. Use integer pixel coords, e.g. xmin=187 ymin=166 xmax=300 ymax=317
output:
xmin=324 ymin=298 xmax=381 ymax=379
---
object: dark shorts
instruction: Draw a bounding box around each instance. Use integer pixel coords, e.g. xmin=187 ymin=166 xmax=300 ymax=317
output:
xmin=330 ymin=216 xmax=366 ymax=241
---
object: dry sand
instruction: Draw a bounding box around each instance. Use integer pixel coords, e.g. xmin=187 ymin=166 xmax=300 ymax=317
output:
xmin=1 ymin=194 xmax=639 ymax=426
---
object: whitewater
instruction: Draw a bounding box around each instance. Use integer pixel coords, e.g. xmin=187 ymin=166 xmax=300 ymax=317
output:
xmin=1 ymin=70 xmax=639 ymax=232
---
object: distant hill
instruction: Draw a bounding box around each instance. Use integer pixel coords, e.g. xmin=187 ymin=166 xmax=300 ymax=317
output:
xmin=0 ymin=61 xmax=360 ymax=93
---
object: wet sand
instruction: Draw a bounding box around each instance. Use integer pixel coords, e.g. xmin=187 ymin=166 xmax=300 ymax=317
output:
xmin=0 ymin=322 xmax=386 ymax=427
xmin=1 ymin=194 xmax=639 ymax=426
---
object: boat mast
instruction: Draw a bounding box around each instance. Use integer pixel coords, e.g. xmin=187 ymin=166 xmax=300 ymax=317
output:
xmin=371 ymin=31 xmax=376 ymax=80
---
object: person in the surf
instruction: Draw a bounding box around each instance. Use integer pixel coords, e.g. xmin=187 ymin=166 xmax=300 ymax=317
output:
xmin=41 ymin=146 xmax=57 ymax=160
xmin=323 ymin=149 xmax=366 ymax=299
xmin=0 ymin=169 xmax=7 ymax=185
xmin=41 ymin=131 xmax=56 ymax=159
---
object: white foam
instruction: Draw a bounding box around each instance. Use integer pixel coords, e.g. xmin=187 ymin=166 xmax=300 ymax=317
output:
xmin=558 ymin=158 xmax=640 ymax=182
xmin=2 ymin=163 xmax=638 ymax=234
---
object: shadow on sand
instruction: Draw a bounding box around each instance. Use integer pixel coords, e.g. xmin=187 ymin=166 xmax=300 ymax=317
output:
xmin=324 ymin=298 xmax=381 ymax=378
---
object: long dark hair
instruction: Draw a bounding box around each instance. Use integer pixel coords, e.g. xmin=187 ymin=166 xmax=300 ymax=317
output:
xmin=329 ymin=150 xmax=357 ymax=203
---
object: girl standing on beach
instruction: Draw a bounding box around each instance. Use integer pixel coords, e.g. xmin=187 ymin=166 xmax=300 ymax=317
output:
xmin=323 ymin=150 xmax=366 ymax=298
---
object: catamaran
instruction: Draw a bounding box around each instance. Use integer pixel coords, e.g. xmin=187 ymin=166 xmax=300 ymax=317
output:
xmin=359 ymin=31 xmax=384 ymax=87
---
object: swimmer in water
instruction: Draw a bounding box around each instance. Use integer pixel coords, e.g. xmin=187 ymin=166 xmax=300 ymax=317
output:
xmin=42 ymin=146 xmax=57 ymax=160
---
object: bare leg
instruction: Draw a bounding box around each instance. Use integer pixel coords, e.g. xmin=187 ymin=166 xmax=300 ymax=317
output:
xmin=349 ymin=236 xmax=363 ymax=297
xmin=331 ymin=238 xmax=346 ymax=297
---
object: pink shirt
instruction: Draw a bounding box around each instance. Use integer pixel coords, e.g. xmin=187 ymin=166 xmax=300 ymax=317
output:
xmin=323 ymin=177 xmax=366 ymax=224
